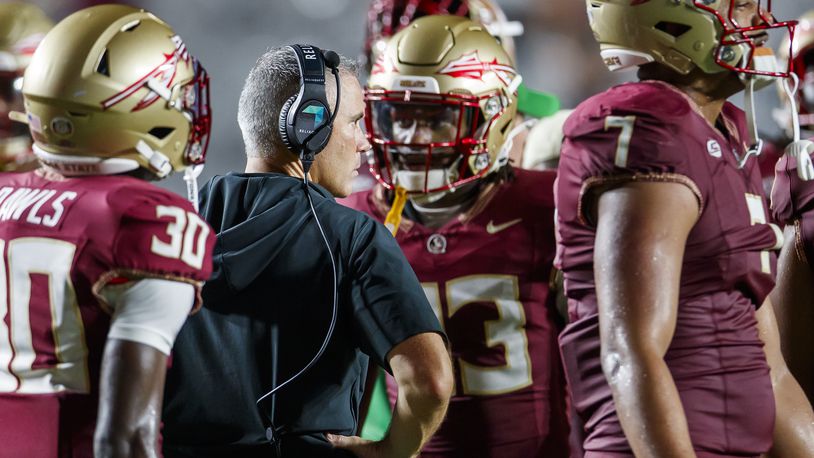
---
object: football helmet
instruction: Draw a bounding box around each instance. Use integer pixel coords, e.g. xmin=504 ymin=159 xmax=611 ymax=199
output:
xmin=363 ymin=0 xmax=522 ymax=71
xmin=586 ymin=0 xmax=796 ymax=77
xmin=366 ymin=15 xmax=519 ymax=194
xmin=19 ymin=4 xmax=211 ymax=178
xmin=778 ymin=10 xmax=814 ymax=133
xmin=0 ymin=2 xmax=52 ymax=171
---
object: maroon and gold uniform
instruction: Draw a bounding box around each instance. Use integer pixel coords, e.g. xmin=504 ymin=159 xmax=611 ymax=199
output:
xmin=556 ymin=81 xmax=783 ymax=456
xmin=344 ymin=169 xmax=569 ymax=458
xmin=0 ymin=170 xmax=214 ymax=458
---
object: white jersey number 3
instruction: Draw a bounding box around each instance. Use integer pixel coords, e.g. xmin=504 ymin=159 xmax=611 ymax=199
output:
xmin=422 ymin=275 xmax=532 ymax=396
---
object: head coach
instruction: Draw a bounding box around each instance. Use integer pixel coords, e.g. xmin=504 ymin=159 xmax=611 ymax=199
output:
xmin=161 ymin=44 xmax=453 ymax=458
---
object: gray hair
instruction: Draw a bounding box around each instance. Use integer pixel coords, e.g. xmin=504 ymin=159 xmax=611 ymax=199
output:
xmin=237 ymin=46 xmax=358 ymax=159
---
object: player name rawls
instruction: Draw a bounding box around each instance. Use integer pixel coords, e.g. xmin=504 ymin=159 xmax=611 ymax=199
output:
xmin=0 ymin=186 xmax=76 ymax=227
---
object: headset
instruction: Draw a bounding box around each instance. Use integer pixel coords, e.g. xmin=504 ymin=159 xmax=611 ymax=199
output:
xmin=278 ymin=44 xmax=341 ymax=170
xmin=257 ymin=44 xmax=343 ymax=452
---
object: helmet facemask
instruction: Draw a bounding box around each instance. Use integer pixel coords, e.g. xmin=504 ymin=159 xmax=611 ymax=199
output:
xmin=692 ymin=0 xmax=796 ymax=81
xmin=366 ymin=89 xmax=506 ymax=194
xmin=173 ymin=58 xmax=211 ymax=167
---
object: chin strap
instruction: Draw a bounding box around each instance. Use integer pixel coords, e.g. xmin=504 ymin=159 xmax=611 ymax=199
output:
xmin=183 ymin=164 xmax=205 ymax=211
xmin=494 ymin=117 xmax=538 ymax=173
xmin=782 ymin=73 xmax=814 ymax=181
xmin=737 ymin=78 xmax=763 ymax=169
xmin=135 ymin=140 xmax=172 ymax=178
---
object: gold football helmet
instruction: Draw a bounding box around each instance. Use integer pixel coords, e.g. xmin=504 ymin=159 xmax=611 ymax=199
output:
xmin=586 ymin=0 xmax=796 ymax=77
xmin=366 ymin=15 xmax=519 ymax=194
xmin=20 ymin=4 xmax=211 ymax=178
xmin=778 ymin=10 xmax=814 ymax=132
xmin=0 ymin=2 xmax=52 ymax=171
xmin=363 ymin=0 xmax=522 ymax=71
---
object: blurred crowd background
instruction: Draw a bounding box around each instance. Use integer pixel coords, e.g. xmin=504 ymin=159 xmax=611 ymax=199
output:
xmin=23 ymin=0 xmax=812 ymax=195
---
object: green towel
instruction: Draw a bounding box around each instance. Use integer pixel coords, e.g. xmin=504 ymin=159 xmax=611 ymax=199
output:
xmin=360 ymin=369 xmax=392 ymax=440
xmin=517 ymin=83 xmax=560 ymax=118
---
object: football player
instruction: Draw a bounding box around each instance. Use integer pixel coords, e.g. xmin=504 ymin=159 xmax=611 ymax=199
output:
xmin=361 ymin=0 xmax=561 ymax=177
xmin=0 ymin=5 xmax=215 ymax=457
xmin=343 ymin=15 xmax=570 ymax=458
xmin=0 ymin=2 xmax=52 ymax=172
xmin=770 ymin=9 xmax=814 ymax=403
xmin=557 ymin=0 xmax=814 ymax=456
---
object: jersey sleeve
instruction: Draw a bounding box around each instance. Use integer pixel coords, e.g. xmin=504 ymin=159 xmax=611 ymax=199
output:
xmin=97 ymin=186 xmax=216 ymax=311
xmin=772 ymin=152 xmax=814 ymax=265
xmin=348 ymin=216 xmax=445 ymax=372
xmin=562 ymin=105 xmax=703 ymax=226
xmin=771 ymin=153 xmax=814 ymax=224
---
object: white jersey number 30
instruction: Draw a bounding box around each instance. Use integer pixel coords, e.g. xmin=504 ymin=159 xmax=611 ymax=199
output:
xmin=151 ymin=205 xmax=209 ymax=270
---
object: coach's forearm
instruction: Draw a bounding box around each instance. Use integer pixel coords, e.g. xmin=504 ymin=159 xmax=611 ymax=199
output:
xmin=381 ymin=373 xmax=451 ymax=457
xmin=603 ymin=347 xmax=695 ymax=458
xmin=380 ymin=333 xmax=453 ymax=458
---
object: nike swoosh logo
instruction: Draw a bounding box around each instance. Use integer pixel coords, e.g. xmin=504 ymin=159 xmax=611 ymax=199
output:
xmin=486 ymin=218 xmax=522 ymax=234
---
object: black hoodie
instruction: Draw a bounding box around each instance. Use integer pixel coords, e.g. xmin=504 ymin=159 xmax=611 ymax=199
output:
xmin=162 ymin=173 xmax=442 ymax=457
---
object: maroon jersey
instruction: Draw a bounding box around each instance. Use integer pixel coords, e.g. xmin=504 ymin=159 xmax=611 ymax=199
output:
xmin=0 ymin=170 xmax=215 ymax=458
xmin=556 ymin=81 xmax=782 ymax=456
xmin=343 ymin=169 xmax=569 ymax=458
xmin=772 ymin=138 xmax=814 ymax=262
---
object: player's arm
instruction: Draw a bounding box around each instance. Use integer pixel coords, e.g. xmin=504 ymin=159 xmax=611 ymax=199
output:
xmin=329 ymin=332 xmax=453 ymax=458
xmin=94 ymin=279 xmax=195 ymax=458
xmin=594 ymin=181 xmax=699 ymax=458
xmin=769 ymin=224 xmax=814 ymax=401
xmin=756 ymin=296 xmax=814 ymax=457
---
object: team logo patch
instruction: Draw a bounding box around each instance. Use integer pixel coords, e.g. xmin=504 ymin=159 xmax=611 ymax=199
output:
xmin=707 ymin=139 xmax=722 ymax=158
xmin=101 ymin=35 xmax=190 ymax=112
xmin=426 ymin=233 xmax=447 ymax=255
xmin=437 ymin=52 xmax=517 ymax=86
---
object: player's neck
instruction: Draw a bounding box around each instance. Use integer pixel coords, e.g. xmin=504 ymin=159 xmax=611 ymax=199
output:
xmin=674 ymin=86 xmax=727 ymax=126
xmin=638 ymin=63 xmax=742 ymax=126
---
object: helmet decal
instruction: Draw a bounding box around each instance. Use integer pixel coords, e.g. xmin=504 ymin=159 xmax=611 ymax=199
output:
xmin=371 ymin=52 xmax=399 ymax=76
xmin=101 ymin=35 xmax=190 ymax=112
xmin=437 ymin=51 xmax=516 ymax=86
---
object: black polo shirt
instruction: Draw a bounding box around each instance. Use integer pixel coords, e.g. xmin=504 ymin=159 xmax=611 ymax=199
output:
xmin=162 ymin=173 xmax=443 ymax=457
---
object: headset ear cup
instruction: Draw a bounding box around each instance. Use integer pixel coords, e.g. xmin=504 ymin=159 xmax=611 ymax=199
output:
xmin=278 ymin=96 xmax=297 ymax=152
